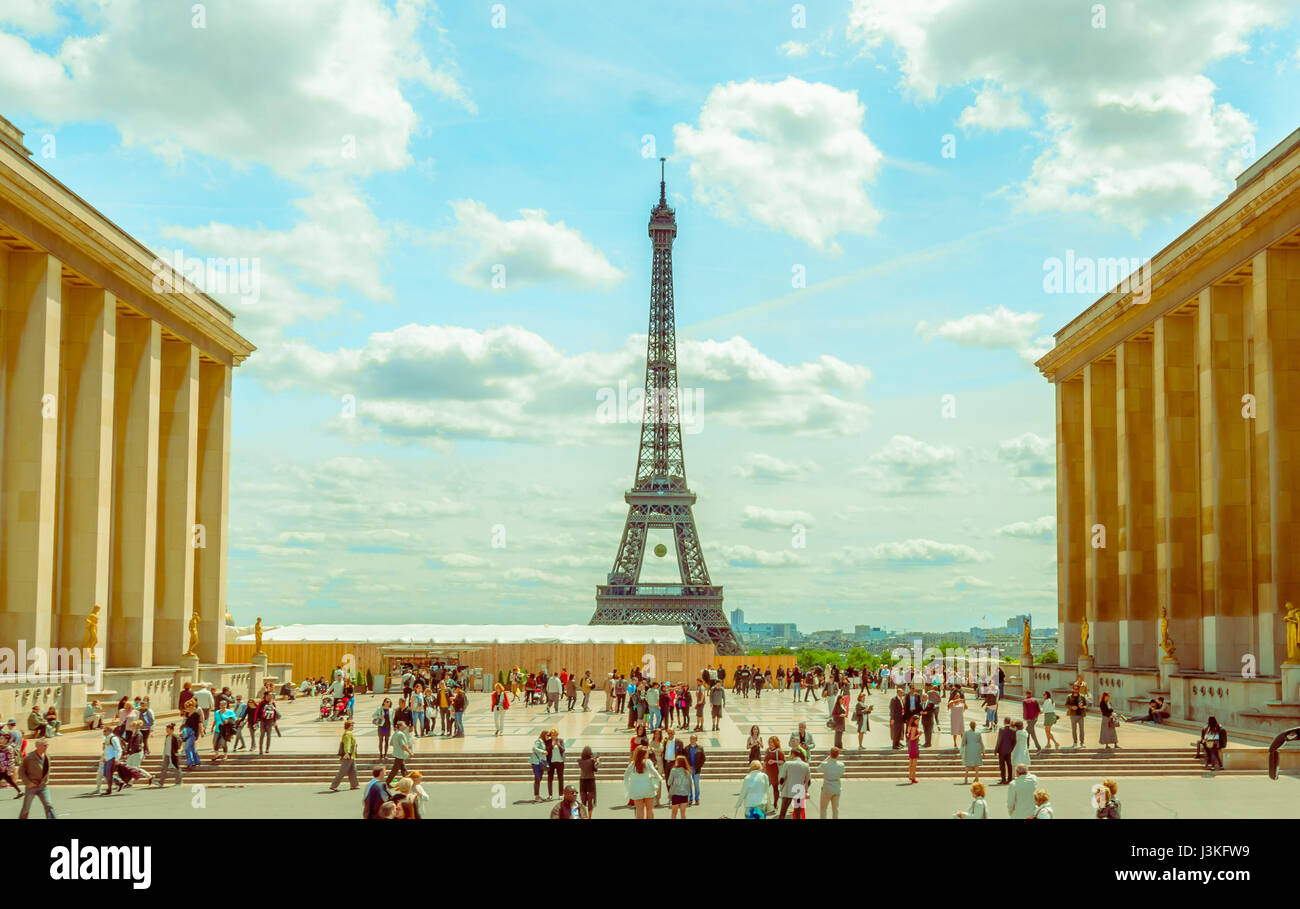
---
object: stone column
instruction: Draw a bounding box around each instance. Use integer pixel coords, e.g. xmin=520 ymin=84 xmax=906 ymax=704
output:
xmin=0 ymin=251 xmax=61 ymax=656
xmin=195 ymin=359 xmax=231 ymax=664
xmin=110 ymin=314 xmax=161 ymax=667
xmin=1084 ymin=360 xmax=1120 ymax=665
xmin=55 ymin=285 xmax=115 ymax=654
xmin=154 ymin=339 xmax=199 ymax=666
xmin=1197 ymin=284 xmax=1251 ymax=674
xmin=1116 ymin=338 xmax=1156 ymax=668
xmin=1251 ymin=247 xmax=1300 ymax=675
xmin=1153 ymin=312 xmax=1202 ymax=670
xmin=1057 ymin=378 xmax=1087 ymax=663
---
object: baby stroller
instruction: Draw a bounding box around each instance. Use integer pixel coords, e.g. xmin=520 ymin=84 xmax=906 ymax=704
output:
xmin=331 ymin=697 xmax=348 ymax=720
xmin=318 ymin=696 xmax=335 ymax=721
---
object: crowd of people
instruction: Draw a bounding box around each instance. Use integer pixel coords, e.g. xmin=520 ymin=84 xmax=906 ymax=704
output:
xmin=1 ymin=657 xmax=1234 ymax=820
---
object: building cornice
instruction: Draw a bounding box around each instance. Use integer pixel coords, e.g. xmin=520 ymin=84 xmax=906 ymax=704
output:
xmin=1036 ymin=135 xmax=1300 ymax=383
xmin=0 ymin=141 xmax=254 ymax=367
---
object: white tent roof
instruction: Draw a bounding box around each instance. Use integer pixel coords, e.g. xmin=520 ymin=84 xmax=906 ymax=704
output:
xmin=237 ymin=623 xmax=693 ymax=645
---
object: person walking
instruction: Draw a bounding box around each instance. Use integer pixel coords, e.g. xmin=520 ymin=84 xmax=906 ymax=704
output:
xmin=581 ymin=671 xmax=594 ymax=712
xmin=1006 ymin=764 xmax=1039 ymax=818
xmin=1200 ymin=716 xmax=1226 ymax=770
xmin=623 ymin=745 xmax=663 ymax=819
xmin=98 ymin=726 xmax=122 ymax=796
xmin=362 ymin=766 xmax=390 ymax=819
xmin=544 ymin=728 xmax=566 ymax=799
xmin=905 ymin=715 xmax=921 ymax=784
xmin=777 ymin=748 xmax=811 ymax=818
xmin=763 ymin=736 xmax=785 ymax=807
xmin=18 ymin=739 xmax=55 ymax=819
xmin=491 ymin=683 xmax=510 ymax=736
xmin=830 ymin=694 xmax=847 ymax=750
xmin=733 ymin=760 xmax=772 ymax=818
xmin=960 ymin=720 xmax=983 ymax=784
xmin=1041 ymin=691 xmax=1061 ymax=750
xmin=1066 ymin=684 xmax=1088 ymax=747
xmin=1098 ymin=692 xmax=1119 ymax=749
xmin=994 ymin=718 xmax=1016 ymax=784
xmin=684 ymin=734 xmax=706 ymax=806
xmin=386 ymin=721 xmax=413 ymax=785
xmin=545 ymin=672 xmax=562 ymax=714
xmin=373 ymin=698 xmax=393 ymax=760
xmin=330 ymin=721 xmax=360 ymax=792
xmin=948 ymin=688 xmax=966 ymax=748
xmin=1022 ymin=691 xmax=1042 ymax=750
xmin=817 ymin=747 xmax=846 ymax=818
xmin=530 ymin=730 xmax=550 ymax=802
xmin=578 ymin=746 xmax=599 ymax=814
xmin=954 ymin=780 xmax=988 ymax=818
xmin=1011 ymin=720 xmax=1031 ymax=769
xmin=666 ymin=754 xmax=693 ymax=818
xmin=1031 ymin=789 xmax=1054 ymax=819
xmin=154 ymin=723 xmax=183 ymax=788
xmin=708 ymin=680 xmax=725 ymax=732
xmin=852 ymin=693 xmax=872 ymax=749
xmin=889 ymin=688 xmax=905 ymax=749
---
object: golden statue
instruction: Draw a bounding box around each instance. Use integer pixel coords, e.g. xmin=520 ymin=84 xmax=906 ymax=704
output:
xmin=83 ymin=604 xmax=101 ymax=653
xmin=254 ymin=616 xmax=264 ymax=654
xmin=184 ymin=610 xmax=200 ymax=657
xmin=1021 ymin=618 xmax=1031 ymax=653
xmin=1285 ymin=602 xmax=1299 ymax=664
xmin=1159 ymin=605 xmax=1177 ymax=660
xmin=1080 ymin=615 xmax=1091 ymax=658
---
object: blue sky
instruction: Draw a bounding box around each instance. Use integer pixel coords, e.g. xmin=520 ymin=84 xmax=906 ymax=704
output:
xmin=3 ymin=0 xmax=1299 ymax=633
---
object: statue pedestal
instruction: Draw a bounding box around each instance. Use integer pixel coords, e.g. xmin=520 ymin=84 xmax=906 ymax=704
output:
xmin=178 ymin=654 xmax=199 ymax=683
xmin=1282 ymin=662 xmax=1300 ymax=705
xmin=1159 ymin=656 xmax=1179 ymax=690
xmin=250 ymin=653 xmax=269 ymax=700
xmin=1021 ymin=652 xmax=1036 ymax=697
xmin=1076 ymin=655 xmax=1094 ymax=672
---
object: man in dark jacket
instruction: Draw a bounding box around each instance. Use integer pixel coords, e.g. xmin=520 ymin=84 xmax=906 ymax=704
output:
xmin=362 ymin=765 xmax=390 ymax=818
xmin=685 ymin=734 xmax=706 ymax=805
xmin=889 ymin=689 xmax=905 ymax=749
xmin=995 ymin=717 xmax=1017 ymax=784
xmin=18 ymin=739 xmax=54 ymax=819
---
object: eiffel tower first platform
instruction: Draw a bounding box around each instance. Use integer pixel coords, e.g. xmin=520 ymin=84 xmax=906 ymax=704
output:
xmin=589 ymin=161 xmax=743 ymax=655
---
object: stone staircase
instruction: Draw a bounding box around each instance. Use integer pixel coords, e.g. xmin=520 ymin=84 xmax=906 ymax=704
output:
xmin=48 ymin=746 xmax=1246 ymax=786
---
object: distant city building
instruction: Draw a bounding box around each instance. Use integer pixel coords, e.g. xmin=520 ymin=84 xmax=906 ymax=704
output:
xmin=730 ymin=609 xmax=745 ymax=629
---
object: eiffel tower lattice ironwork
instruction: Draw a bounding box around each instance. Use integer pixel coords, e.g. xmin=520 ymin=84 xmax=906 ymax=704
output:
xmin=589 ymin=160 xmax=742 ymax=655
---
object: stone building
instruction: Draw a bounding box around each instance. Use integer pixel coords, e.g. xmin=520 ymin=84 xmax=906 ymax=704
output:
xmin=1035 ymin=126 xmax=1300 ymax=732
xmin=0 ymin=113 xmax=258 ymax=720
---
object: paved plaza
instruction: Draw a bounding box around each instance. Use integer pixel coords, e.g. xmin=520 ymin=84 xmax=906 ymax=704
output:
xmin=41 ymin=683 xmax=1236 ymax=757
xmin=6 ymin=776 xmax=1298 ymax=821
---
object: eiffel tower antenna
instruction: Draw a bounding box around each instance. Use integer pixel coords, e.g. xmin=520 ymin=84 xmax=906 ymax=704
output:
xmin=589 ymin=160 xmax=742 ymax=655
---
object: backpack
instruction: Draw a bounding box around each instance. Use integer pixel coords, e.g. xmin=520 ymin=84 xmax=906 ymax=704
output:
xmin=261 ymin=703 xmax=277 ymax=722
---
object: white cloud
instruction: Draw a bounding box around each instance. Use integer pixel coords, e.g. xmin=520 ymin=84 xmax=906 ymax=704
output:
xmin=949 ymin=575 xmax=992 ymax=589
xmin=673 ymin=77 xmax=883 ymax=250
xmin=996 ymin=516 xmax=1055 ymax=541
xmin=854 ymin=434 xmax=959 ymax=495
xmin=741 ymin=506 xmax=816 ymax=530
xmin=731 ymin=453 xmax=819 ymax=482
xmin=0 ymin=0 xmax=63 ymax=34
xmin=957 ymin=85 xmax=1031 ymax=132
xmin=0 ymin=0 xmax=472 ymax=178
xmin=916 ymin=305 xmax=1052 ymax=364
xmin=440 ymin=200 xmax=625 ymax=291
xmin=998 ymin=432 xmax=1055 ymax=480
xmin=833 ymin=539 xmax=992 ymax=565
xmin=780 ymin=41 xmax=810 ymax=57
xmin=248 ymin=325 xmax=872 ymax=443
xmin=715 ymin=544 xmax=807 ymax=567
xmin=849 ymin=0 xmax=1288 ymax=230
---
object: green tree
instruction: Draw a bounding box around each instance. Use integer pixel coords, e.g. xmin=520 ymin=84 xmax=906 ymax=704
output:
xmin=1035 ymin=649 xmax=1059 ymax=664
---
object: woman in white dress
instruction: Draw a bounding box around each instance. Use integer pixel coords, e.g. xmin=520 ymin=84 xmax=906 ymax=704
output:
xmin=1011 ymin=720 xmax=1031 ymax=767
xmin=948 ymin=690 xmax=967 ymax=747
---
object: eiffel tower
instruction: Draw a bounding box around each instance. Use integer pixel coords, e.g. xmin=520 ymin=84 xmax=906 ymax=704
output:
xmin=589 ymin=160 xmax=743 ymax=655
